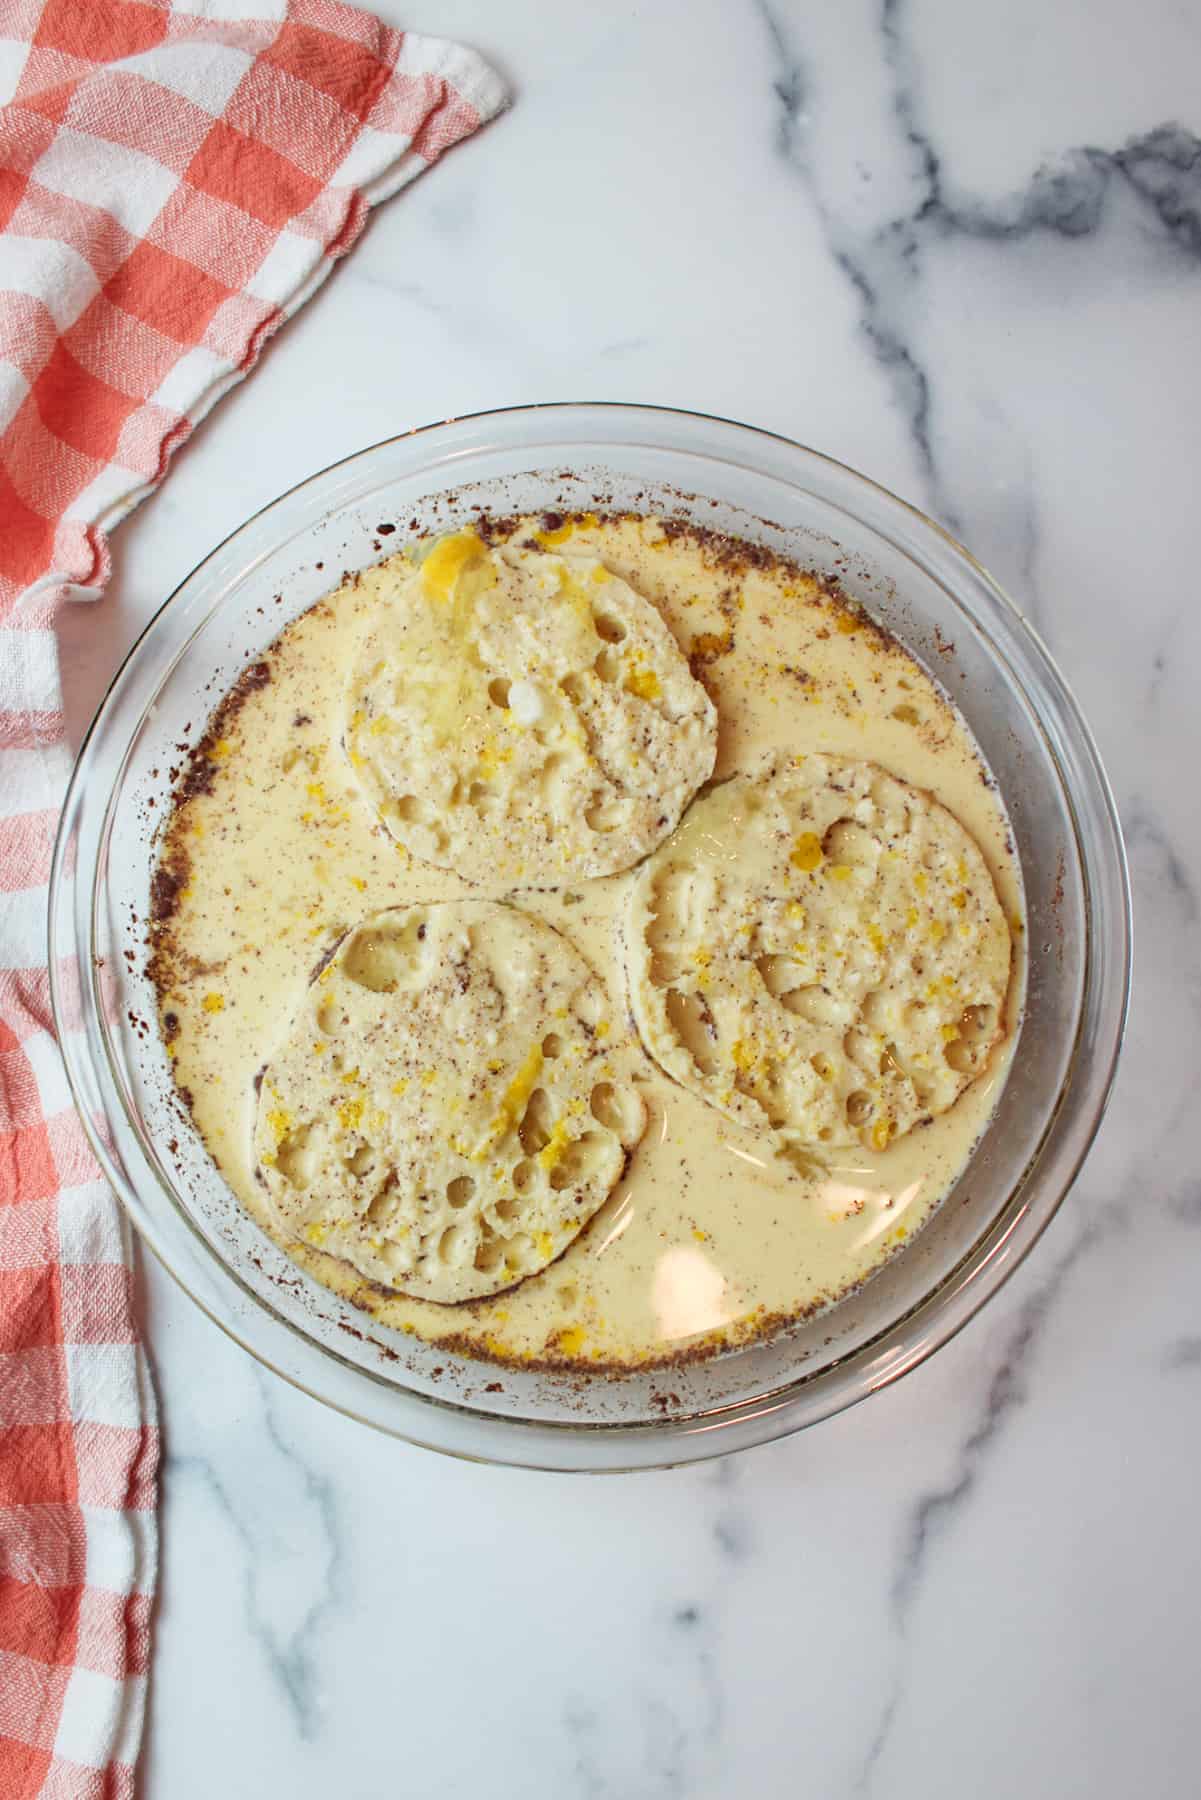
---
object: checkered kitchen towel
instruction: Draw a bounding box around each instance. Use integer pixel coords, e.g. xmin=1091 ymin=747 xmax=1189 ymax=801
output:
xmin=0 ymin=3 xmax=504 ymax=1792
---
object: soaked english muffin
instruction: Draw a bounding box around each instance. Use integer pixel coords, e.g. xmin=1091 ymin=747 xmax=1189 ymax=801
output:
xmin=625 ymin=754 xmax=1011 ymax=1159
xmin=254 ymin=901 xmax=645 ymax=1303
xmin=344 ymin=531 xmax=717 ymax=887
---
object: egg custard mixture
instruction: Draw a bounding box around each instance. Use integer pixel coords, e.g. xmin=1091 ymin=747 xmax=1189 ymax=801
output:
xmin=150 ymin=512 xmax=1025 ymax=1371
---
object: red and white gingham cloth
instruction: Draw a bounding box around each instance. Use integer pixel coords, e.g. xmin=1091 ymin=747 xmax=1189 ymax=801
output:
xmin=0 ymin=3 xmax=504 ymax=1792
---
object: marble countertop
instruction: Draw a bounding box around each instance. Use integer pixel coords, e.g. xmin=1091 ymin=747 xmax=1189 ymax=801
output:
xmin=61 ymin=2 xmax=1201 ymax=1794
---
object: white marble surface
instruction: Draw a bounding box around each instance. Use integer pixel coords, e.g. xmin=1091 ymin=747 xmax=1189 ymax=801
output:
xmin=57 ymin=1 xmax=1201 ymax=1793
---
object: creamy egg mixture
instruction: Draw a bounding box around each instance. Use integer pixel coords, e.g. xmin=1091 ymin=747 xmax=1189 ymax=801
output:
xmin=150 ymin=513 xmax=1024 ymax=1370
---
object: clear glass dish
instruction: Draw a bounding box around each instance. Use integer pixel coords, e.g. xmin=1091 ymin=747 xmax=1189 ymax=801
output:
xmin=49 ymin=403 xmax=1131 ymax=1471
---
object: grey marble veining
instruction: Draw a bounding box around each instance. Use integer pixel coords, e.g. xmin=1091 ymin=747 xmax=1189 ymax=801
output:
xmin=755 ymin=0 xmax=1201 ymax=612
xmin=59 ymin=2 xmax=1199 ymax=1795
xmin=160 ymin=1364 xmax=344 ymax=1738
xmin=857 ymin=1203 xmax=1124 ymax=1794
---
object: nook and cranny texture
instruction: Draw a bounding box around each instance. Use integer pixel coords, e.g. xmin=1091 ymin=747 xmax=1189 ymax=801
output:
xmin=344 ymin=532 xmax=717 ymax=887
xmin=254 ymin=902 xmax=646 ymax=1304
xmin=625 ymin=753 xmax=1012 ymax=1159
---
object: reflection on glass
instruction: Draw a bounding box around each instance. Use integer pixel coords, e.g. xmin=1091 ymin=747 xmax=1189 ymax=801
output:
xmin=851 ymin=1178 xmax=923 ymax=1251
xmin=592 ymin=1196 xmax=634 ymax=1259
xmin=725 ymin=1140 xmax=769 ymax=1172
xmin=653 ymin=1245 xmax=737 ymax=1342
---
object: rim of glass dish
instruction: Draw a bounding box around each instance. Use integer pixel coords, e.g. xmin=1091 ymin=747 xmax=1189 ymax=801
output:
xmin=50 ymin=402 xmax=1132 ymax=1469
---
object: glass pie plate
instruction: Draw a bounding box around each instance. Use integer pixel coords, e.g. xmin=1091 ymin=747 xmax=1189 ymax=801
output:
xmin=49 ymin=403 xmax=1131 ymax=1471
